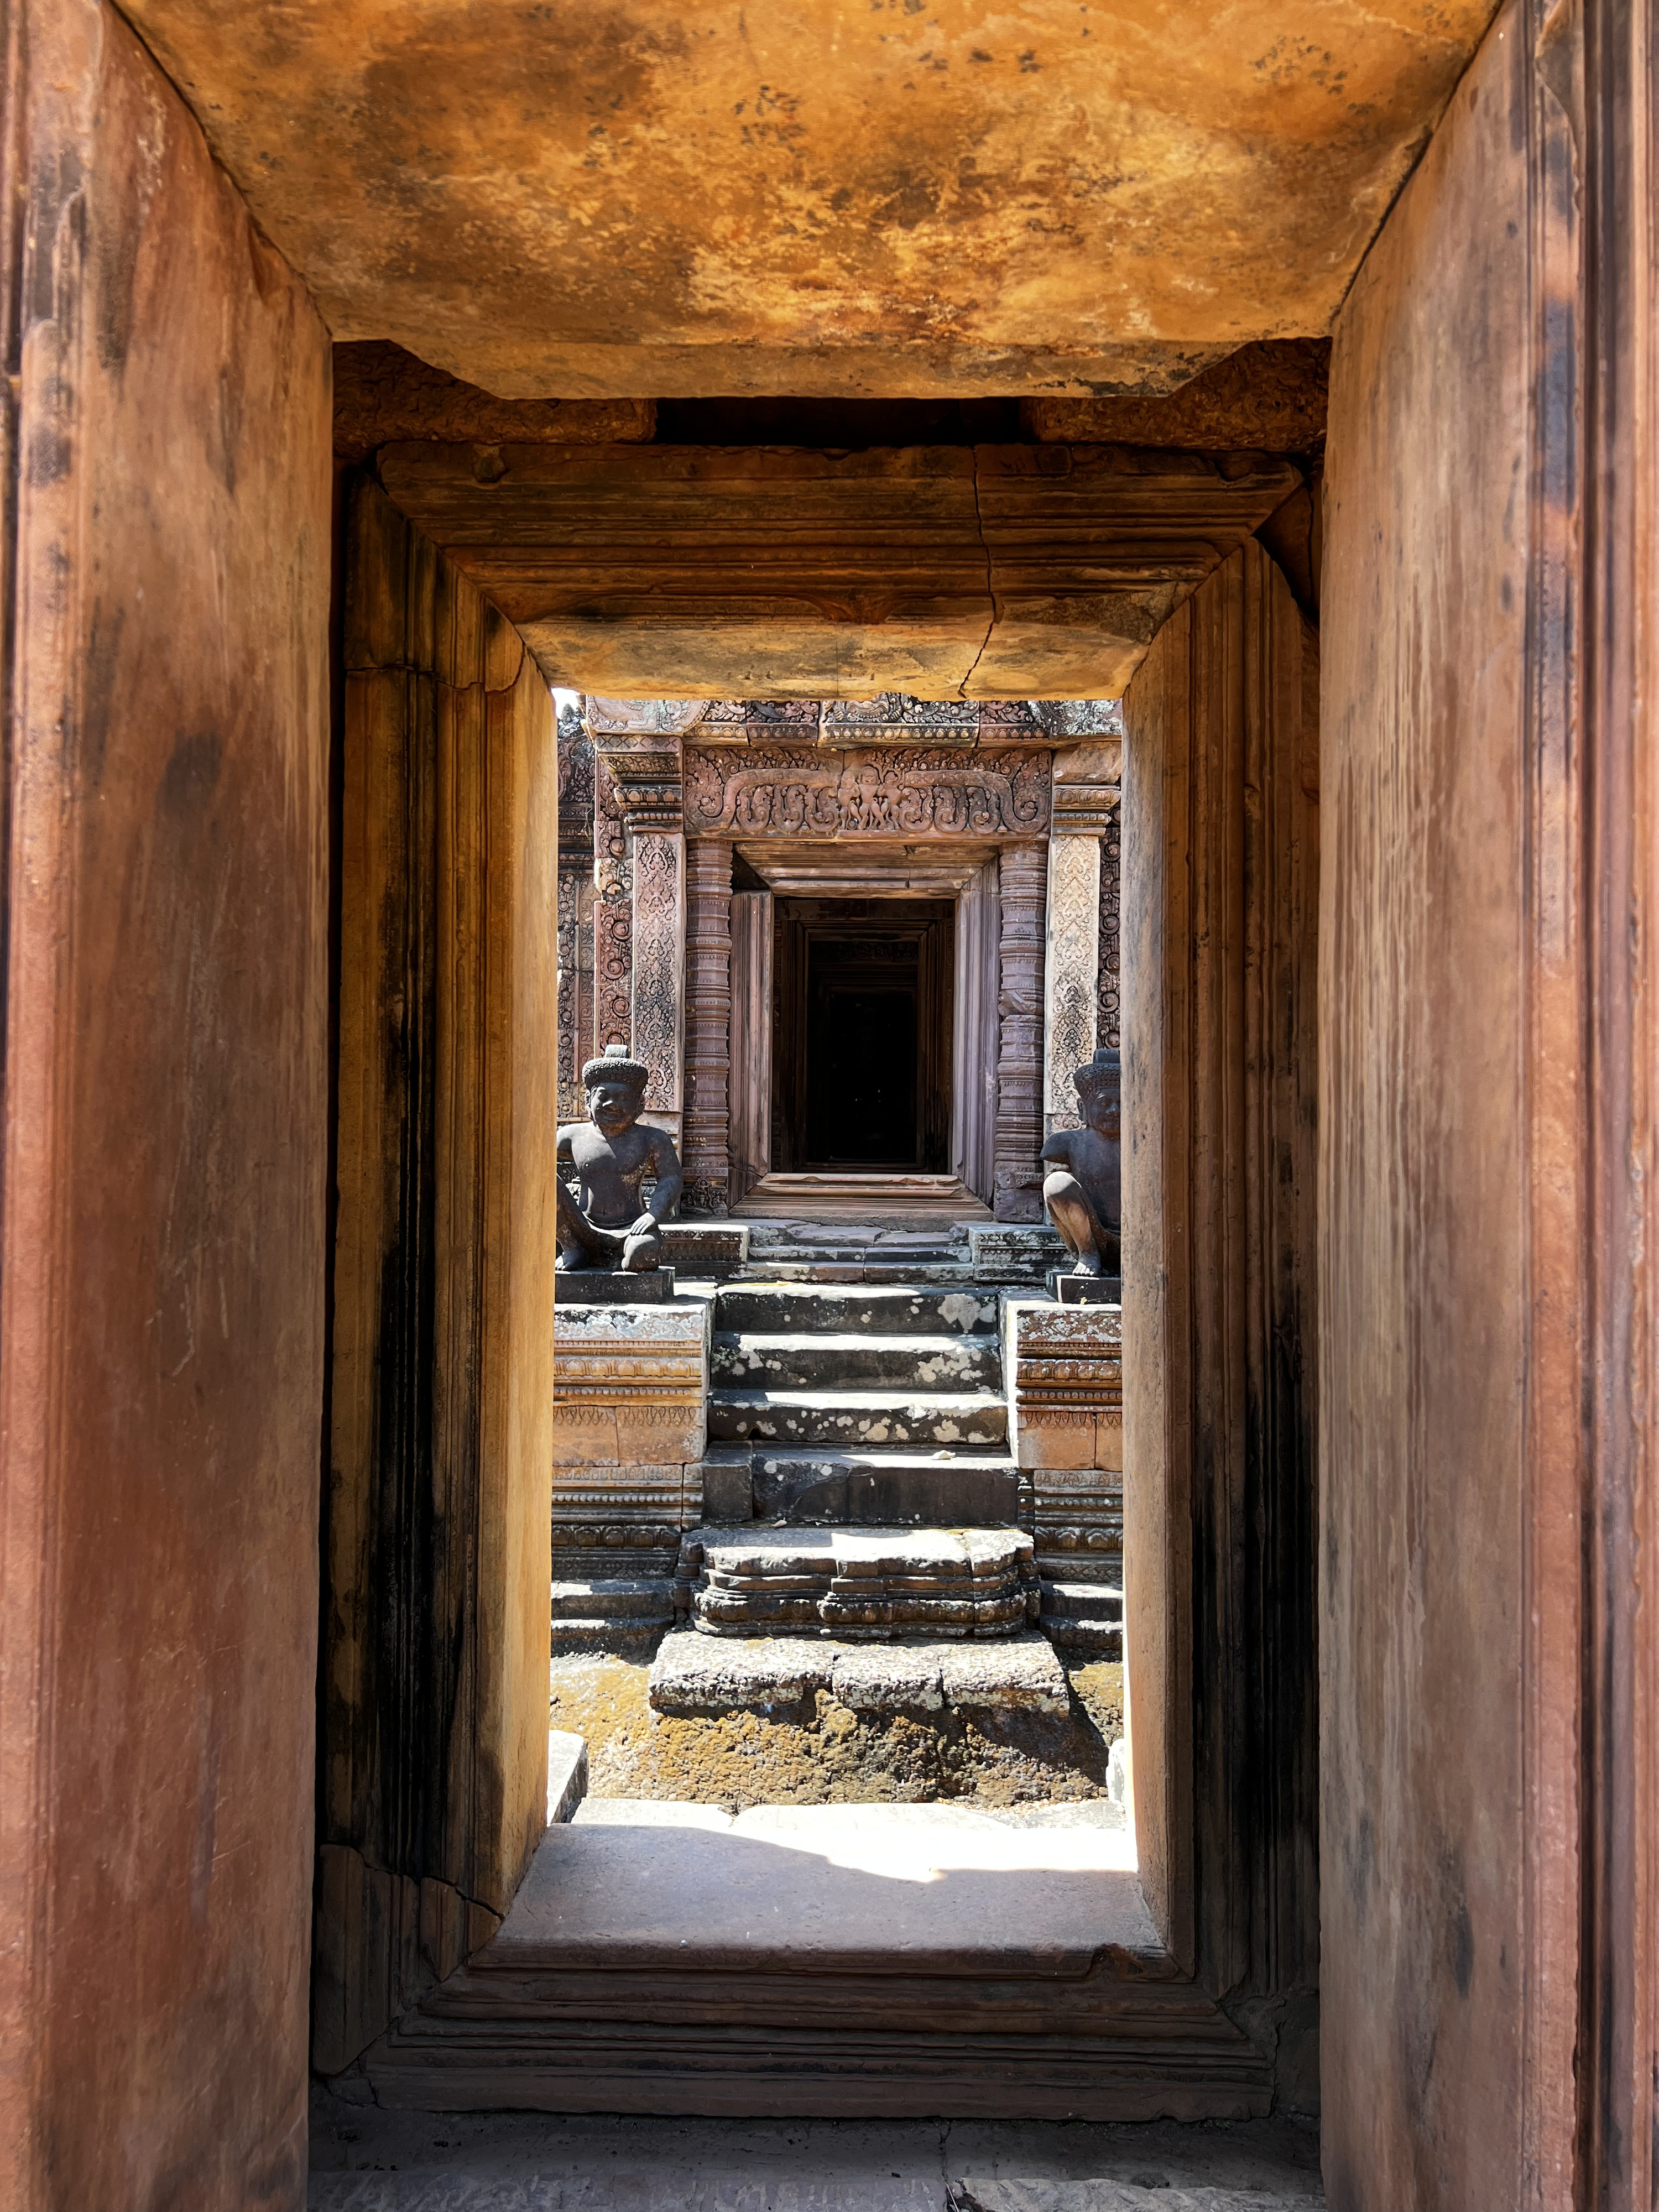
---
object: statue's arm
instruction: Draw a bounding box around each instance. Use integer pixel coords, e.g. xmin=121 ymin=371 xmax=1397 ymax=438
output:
xmin=556 ymin=1124 xmax=575 ymax=1161
xmin=1039 ymin=1131 xmax=1072 ymax=1167
xmin=644 ymin=1133 xmax=684 ymax=1221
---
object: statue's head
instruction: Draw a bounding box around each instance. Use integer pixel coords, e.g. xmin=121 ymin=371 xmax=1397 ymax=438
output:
xmin=1073 ymin=1047 xmax=1121 ymax=1135
xmin=582 ymin=1044 xmax=650 ymax=1138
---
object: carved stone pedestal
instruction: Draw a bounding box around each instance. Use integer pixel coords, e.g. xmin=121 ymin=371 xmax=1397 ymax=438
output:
xmin=554 ymin=1268 xmax=677 ymax=1306
xmin=1004 ymin=1301 xmax=1124 ymax=1612
xmin=551 ymin=1304 xmax=712 ymax=1619
xmin=1048 ymin=1271 xmax=1122 ymax=1306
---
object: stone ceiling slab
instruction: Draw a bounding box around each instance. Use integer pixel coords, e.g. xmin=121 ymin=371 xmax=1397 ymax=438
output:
xmin=375 ymin=438 xmax=1298 ymax=696
xmin=126 ymin=1 xmax=1498 ymax=398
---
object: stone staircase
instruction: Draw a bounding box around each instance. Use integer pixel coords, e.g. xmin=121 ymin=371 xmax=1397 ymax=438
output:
xmin=551 ymin=1237 xmax=1124 ymax=1665
xmin=700 ymin=1281 xmax=1021 ymax=1532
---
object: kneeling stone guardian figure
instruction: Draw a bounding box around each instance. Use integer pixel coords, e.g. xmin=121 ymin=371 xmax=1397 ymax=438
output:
xmin=556 ymin=1044 xmax=684 ymax=1274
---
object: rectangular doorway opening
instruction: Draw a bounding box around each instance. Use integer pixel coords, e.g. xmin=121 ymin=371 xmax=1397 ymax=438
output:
xmin=771 ymin=898 xmax=953 ymax=1175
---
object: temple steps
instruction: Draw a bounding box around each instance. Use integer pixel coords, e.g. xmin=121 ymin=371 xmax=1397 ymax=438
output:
xmin=1041 ymin=1579 xmax=1126 ymax=1656
xmin=750 ymin=1445 xmax=1021 ymax=1526
xmin=714 ymin=1281 xmax=998 ymax=1334
xmin=711 ymin=1327 xmax=1002 ymax=1391
xmin=708 ymin=1386 xmax=1008 ymax=1449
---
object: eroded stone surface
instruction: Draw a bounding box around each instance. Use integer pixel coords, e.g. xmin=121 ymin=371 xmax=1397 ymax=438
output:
xmin=130 ymin=0 xmax=1496 ymax=398
xmin=650 ymin=1625 xmax=1064 ymax=1717
xmin=550 ymin=1651 xmax=1123 ymax=1807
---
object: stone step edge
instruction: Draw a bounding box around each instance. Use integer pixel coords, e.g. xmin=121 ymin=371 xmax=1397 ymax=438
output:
xmin=711 ymin=1388 xmax=1008 ymax=1408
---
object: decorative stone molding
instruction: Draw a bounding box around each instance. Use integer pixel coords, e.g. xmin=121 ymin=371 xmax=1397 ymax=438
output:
xmin=584 ymin=697 xmax=707 ymax=737
xmin=1004 ymin=1300 xmax=1124 ymax=1582
xmin=820 ymin=694 xmax=980 ymax=745
xmin=682 ymin=839 xmax=734 ymax=1213
xmin=591 ymin=729 xmax=684 ymax=838
xmin=589 ymin=729 xmax=685 ymax=1119
xmin=684 ymin=745 xmax=1051 ymax=839
xmin=1050 ymin=739 xmax=1122 ymax=836
xmin=1032 ymin=698 xmax=1126 ymax=739
xmin=695 ymin=698 xmax=822 ymax=745
xmin=550 ymin=1462 xmax=701 ymax=1553
xmin=993 ymin=844 xmax=1048 ymax=1222
xmin=1005 ymin=1300 xmax=1124 ymax=1472
xmin=552 ymin=1302 xmax=710 ymax=1468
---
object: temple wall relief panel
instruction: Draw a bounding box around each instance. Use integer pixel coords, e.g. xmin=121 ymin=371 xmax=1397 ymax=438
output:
xmin=1044 ymin=741 xmax=1122 ymax=1136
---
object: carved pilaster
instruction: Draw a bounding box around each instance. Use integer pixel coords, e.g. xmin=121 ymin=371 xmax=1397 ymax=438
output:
xmin=629 ymin=833 xmax=684 ymax=1123
xmin=682 ymin=840 xmax=734 ymax=1212
xmin=1099 ymin=801 xmax=1121 ymax=1053
xmin=592 ymin=729 xmax=686 ymax=1128
xmin=994 ymin=843 xmax=1048 ymax=1223
xmin=1042 ymin=833 xmax=1101 ymax=1139
xmin=592 ymin=753 xmax=632 ymax=1056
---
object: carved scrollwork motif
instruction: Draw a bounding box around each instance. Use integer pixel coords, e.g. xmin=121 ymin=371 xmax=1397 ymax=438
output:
xmin=1098 ymin=807 xmax=1121 ymax=1052
xmin=683 ymin=745 xmax=1051 ymax=838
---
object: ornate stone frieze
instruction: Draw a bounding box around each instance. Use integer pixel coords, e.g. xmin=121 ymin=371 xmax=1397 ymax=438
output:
xmin=552 ymin=1303 xmax=710 ymax=1468
xmin=684 ymin=745 xmax=1051 ymax=839
xmin=584 ymin=697 xmax=706 ymax=737
xmin=1004 ymin=1300 xmax=1123 ymax=1474
xmin=1033 ymin=699 xmax=1126 ymax=739
xmin=820 ymin=693 xmax=979 ymax=744
xmin=550 ymin=1461 xmax=699 ymax=1553
xmin=975 ymin=700 xmax=1048 ymax=735
xmin=557 ymin=709 xmax=594 ymax=860
xmin=696 ymin=699 xmax=822 ymax=744
xmin=592 ymin=729 xmax=684 ymax=837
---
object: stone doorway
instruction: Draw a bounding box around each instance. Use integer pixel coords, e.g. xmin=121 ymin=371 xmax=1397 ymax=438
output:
xmin=773 ymin=897 xmax=954 ymax=1173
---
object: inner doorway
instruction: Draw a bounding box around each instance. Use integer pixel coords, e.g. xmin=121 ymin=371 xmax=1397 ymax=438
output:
xmin=770 ymin=898 xmax=954 ymax=1173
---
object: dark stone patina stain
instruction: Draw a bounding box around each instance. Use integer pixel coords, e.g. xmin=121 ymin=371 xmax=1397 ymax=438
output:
xmin=159 ymin=730 xmax=224 ymax=815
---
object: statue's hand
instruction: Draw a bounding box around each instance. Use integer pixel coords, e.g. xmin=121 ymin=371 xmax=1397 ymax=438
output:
xmin=629 ymin=1212 xmax=659 ymax=1238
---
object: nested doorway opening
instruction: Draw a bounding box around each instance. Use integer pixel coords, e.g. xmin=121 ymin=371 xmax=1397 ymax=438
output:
xmin=772 ymin=897 xmax=953 ymax=1173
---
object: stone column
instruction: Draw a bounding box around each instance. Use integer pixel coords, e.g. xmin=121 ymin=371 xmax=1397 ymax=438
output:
xmin=993 ymin=842 xmax=1048 ymax=1222
xmin=682 ymin=839 xmax=734 ymax=1213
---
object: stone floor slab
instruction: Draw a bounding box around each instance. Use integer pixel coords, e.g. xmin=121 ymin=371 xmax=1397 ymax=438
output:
xmin=478 ymin=1799 xmax=1146 ymax=1975
xmin=309 ymin=2098 xmax=1322 ymax=2210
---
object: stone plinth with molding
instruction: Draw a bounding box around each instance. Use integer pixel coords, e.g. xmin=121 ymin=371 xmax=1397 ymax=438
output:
xmin=552 ymin=1301 xmax=711 ymax=1471
xmin=1004 ymin=1299 xmax=1124 ymax=1589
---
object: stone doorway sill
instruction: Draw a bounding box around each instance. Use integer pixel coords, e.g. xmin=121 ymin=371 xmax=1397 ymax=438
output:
xmin=733 ymin=1173 xmax=993 ymax=1220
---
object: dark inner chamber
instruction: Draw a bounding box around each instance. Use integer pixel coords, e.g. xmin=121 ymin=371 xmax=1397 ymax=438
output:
xmin=805 ymin=937 xmax=921 ymax=1166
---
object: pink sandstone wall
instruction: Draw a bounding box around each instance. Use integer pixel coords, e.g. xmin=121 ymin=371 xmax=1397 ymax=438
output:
xmin=0 ymin=3 xmax=332 ymax=2205
xmin=1321 ymin=1 xmax=1659 ymax=2201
